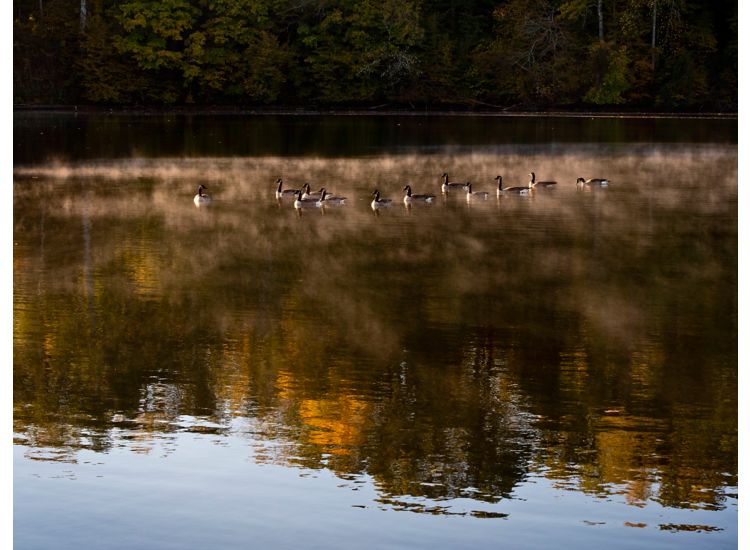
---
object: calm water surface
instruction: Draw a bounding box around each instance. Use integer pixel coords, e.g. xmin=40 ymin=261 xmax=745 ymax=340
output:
xmin=13 ymin=113 xmax=737 ymax=549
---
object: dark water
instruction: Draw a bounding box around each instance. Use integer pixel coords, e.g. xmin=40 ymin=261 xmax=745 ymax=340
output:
xmin=13 ymin=111 xmax=737 ymax=164
xmin=13 ymin=113 xmax=737 ymax=549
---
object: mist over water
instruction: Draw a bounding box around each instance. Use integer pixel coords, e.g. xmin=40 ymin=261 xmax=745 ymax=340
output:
xmin=13 ymin=114 xmax=737 ymax=549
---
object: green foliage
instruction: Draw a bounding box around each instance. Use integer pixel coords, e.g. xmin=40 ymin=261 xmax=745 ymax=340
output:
xmin=656 ymin=49 xmax=709 ymax=108
xmin=477 ymin=0 xmax=584 ymax=105
xmin=114 ymin=0 xmax=201 ymax=70
xmin=584 ymin=45 xmax=631 ymax=105
xmin=107 ymin=0 xmax=290 ymax=103
xmin=558 ymin=0 xmax=590 ymax=22
xmin=12 ymin=0 xmax=738 ymax=109
xmin=77 ymin=14 xmax=148 ymax=103
xmin=296 ymin=0 xmax=423 ymax=102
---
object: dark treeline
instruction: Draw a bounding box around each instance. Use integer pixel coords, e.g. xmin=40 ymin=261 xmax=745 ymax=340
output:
xmin=13 ymin=0 xmax=737 ymax=111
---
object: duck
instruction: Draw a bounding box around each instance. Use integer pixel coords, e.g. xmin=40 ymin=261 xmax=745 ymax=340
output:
xmin=403 ymin=185 xmax=436 ymax=204
xmin=194 ymin=184 xmax=211 ymax=206
xmin=293 ymin=189 xmax=322 ymax=209
xmin=275 ymin=178 xmax=298 ymax=199
xmin=576 ymin=177 xmax=610 ymax=187
xmin=495 ymin=175 xmax=532 ymax=196
xmin=302 ymin=183 xmax=325 ymax=199
xmin=371 ymin=189 xmax=393 ymax=210
xmin=441 ymin=173 xmax=469 ymax=193
xmin=529 ymin=172 xmax=557 ymax=188
xmin=320 ymin=189 xmax=347 ymax=205
xmin=465 ymin=182 xmax=489 ymax=201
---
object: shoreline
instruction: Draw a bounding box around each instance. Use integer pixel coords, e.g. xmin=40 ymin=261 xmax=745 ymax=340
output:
xmin=13 ymin=104 xmax=738 ymax=120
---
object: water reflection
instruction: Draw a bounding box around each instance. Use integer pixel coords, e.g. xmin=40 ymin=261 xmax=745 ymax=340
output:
xmin=13 ymin=146 xmax=737 ymax=544
xmin=13 ymin=112 xmax=737 ymax=165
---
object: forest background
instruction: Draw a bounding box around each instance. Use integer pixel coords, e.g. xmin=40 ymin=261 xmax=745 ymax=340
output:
xmin=13 ymin=0 xmax=738 ymax=111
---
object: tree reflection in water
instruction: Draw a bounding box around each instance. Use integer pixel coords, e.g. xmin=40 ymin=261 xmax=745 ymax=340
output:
xmin=13 ymin=148 xmax=737 ymax=520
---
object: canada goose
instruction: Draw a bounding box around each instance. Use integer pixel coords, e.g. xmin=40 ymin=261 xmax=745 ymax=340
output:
xmin=403 ymin=185 xmax=436 ymax=204
xmin=194 ymin=184 xmax=211 ymax=206
xmin=529 ymin=172 xmax=557 ymax=188
xmin=320 ymin=189 xmax=347 ymax=205
xmin=441 ymin=173 xmax=469 ymax=193
xmin=293 ymin=190 xmax=322 ymax=208
xmin=371 ymin=189 xmax=393 ymax=210
xmin=576 ymin=177 xmax=610 ymax=187
xmin=275 ymin=178 xmax=298 ymax=199
xmin=465 ymin=182 xmax=489 ymax=200
xmin=495 ymin=175 xmax=532 ymax=196
xmin=302 ymin=183 xmax=325 ymax=199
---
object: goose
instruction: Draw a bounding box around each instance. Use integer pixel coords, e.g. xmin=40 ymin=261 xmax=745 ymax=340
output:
xmin=495 ymin=175 xmax=532 ymax=196
xmin=403 ymin=185 xmax=436 ymax=204
xmin=302 ymin=183 xmax=325 ymax=199
xmin=320 ymin=189 xmax=347 ymax=205
xmin=293 ymin=189 xmax=322 ymax=209
xmin=194 ymin=184 xmax=211 ymax=206
xmin=275 ymin=178 xmax=298 ymax=199
xmin=441 ymin=173 xmax=469 ymax=193
xmin=371 ymin=189 xmax=393 ymax=210
xmin=465 ymin=182 xmax=489 ymax=201
xmin=529 ymin=172 xmax=557 ymax=188
xmin=576 ymin=177 xmax=610 ymax=187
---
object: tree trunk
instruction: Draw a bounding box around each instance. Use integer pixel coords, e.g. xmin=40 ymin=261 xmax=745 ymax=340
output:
xmin=597 ymin=0 xmax=604 ymax=42
xmin=651 ymin=1 xmax=657 ymax=69
xmin=80 ymin=0 xmax=87 ymax=31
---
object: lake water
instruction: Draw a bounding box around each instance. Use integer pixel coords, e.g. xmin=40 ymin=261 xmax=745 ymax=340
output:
xmin=13 ymin=113 xmax=737 ymax=549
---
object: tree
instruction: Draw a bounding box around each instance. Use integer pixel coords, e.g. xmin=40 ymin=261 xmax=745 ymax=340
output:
xmin=295 ymin=0 xmax=423 ymax=103
xmin=558 ymin=0 xmax=633 ymax=105
xmin=478 ymin=0 xmax=583 ymax=106
xmin=583 ymin=44 xmax=630 ymax=104
xmin=11 ymin=0 xmax=738 ymax=109
xmin=78 ymin=11 xmax=148 ymax=103
xmin=14 ymin=0 xmax=82 ymax=103
xmin=111 ymin=0 xmax=289 ymax=103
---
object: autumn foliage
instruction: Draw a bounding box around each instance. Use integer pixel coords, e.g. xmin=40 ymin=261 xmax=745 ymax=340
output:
xmin=13 ymin=0 xmax=737 ymax=110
